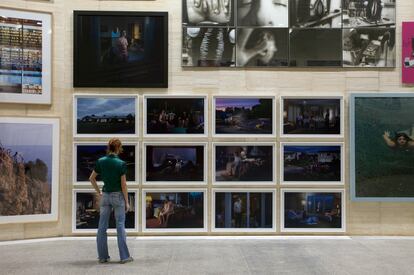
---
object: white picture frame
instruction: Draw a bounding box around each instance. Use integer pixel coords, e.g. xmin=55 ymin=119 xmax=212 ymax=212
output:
xmin=73 ymin=141 xmax=139 ymax=186
xmin=211 ymin=188 xmax=276 ymax=233
xmin=142 ymin=188 xmax=208 ymax=233
xmin=142 ymin=142 xmax=208 ymax=185
xmin=279 ymin=95 xmax=344 ymax=138
xmin=73 ymin=94 xmax=139 ymax=138
xmin=212 ymin=142 xmax=276 ymax=185
xmin=0 ymin=8 xmax=52 ymax=104
xmin=280 ymin=188 xmax=346 ymax=233
xmin=212 ymin=95 xmax=276 ymax=138
xmin=72 ymin=189 xmax=139 ymax=233
xmin=280 ymin=142 xmax=345 ymax=185
xmin=143 ymin=94 xmax=208 ymax=138
xmin=0 ymin=117 xmax=59 ymax=224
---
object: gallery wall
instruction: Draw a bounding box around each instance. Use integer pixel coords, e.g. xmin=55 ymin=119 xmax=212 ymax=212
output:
xmin=0 ymin=0 xmax=414 ymax=241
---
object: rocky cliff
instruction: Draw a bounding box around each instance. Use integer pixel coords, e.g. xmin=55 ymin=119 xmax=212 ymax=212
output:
xmin=0 ymin=149 xmax=51 ymax=216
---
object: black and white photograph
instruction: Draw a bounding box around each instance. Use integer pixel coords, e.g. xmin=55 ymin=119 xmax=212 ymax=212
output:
xmin=289 ymin=29 xmax=342 ymax=67
xmin=281 ymin=143 xmax=343 ymax=184
xmin=73 ymin=11 xmax=168 ymax=87
xmin=145 ymin=96 xmax=206 ymax=136
xmin=281 ymin=189 xmax=345 ymax=232
xmin=73 ymin=190 xmax=137 ymax=232
xmin=214 ymin=144 xmax=274 ymax=183
xmin=145 ymin=144 xmax=206 ymax=183
xmin=236 ymin=28 xmax=289 ymax=67
xmin=182 ymin=0 xmax=235 ymax=26
xmin=343 ymin=28 xmax=395 ymax=67
xmin=342 ymin=0 xmax=395 ymax=28
xmin=282 ymin=97 xmax=342 ymax=137
xmin=75 ymin=143 xmax=137 ymax=184
xmin=213 ymin=190 xmax=274 ymax=231
xmin=182 ymin=27 xmax=235 ymax=67
xmin=290 ymin=0 xmax=342 ymax=28
xmin=237 ymin=0 xmax=288 ymax=27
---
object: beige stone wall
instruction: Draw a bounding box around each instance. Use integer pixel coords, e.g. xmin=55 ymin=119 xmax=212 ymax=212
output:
xmin=0 ymin=0 xmax=414 ymax=241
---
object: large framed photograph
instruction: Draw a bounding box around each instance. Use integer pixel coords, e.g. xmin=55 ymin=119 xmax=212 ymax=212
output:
xmin=142 ymin=189 xmax=207 ymax=232
xmin=342 ymin=0 xmax=395 ymax=28
xmin=182 ymin=0 xmax=235 ymax=27
xmin=350 ymin=93 xmax=414 ymax=201
xmin=289 ymin=0 xmax=342 ymax=28
xmin=213 ymin=95 xmax=275 ymax=137
xmin=289 ymin=29 xmax=342 ymax=67
xmin=280 ymin=142 xmax=344 ymax=185
xmin=213 ymin=143 xmax=276 ymax=185
xmin=143 ymin=142 xmax=207 ymax=184
xmin=402 ymin=22 xmax=414 ymax=84
xmin=73 ymin=94 xmax=138 ymax=138
xmin=281 ymin=96 xmax=343 ymax=138
xmin=144 ymin=95 xmax=207 ymax=137
xmin=0 ymin=8 xmax=52 ymax=104
xmin=73 ymin=142 xmax=138 ymax=185
xmin=72 ymin=189 xmax=138 ymax=233
xmin=73 ymin=11 xmax=168 ymax=88
xmin=182 ymin=27 xmax=236 ymax=67
xmin=280 ymin=189 xmax=345 ymax=233
xmin=0 ymin=117 xmax=59 ymax=224
xmin=343 ymin=28 xmax=395 ymax=68
xmin=212 ymin=189 xmax=275 ymax=232
xmin=237 ymin=0 xmax=288 ymax=27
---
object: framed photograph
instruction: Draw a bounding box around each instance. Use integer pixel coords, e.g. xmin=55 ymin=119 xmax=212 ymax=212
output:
xmin=237 ymin=0 xmax=288 ymax=27
xmin=342 ymin=0 xmax=395 ymax=28
xmin=73 ymin=94 xmax=138 ymax=138
xmin=350 ymin=93 xmax=414 ymax=201
xmin=72 ymin=189 xmax=138 ymax=233
xmin=142 ymin=189 xmax=207 ymax=232
xmin=144 ymin=95 xmax=207 ymax=137
xmin=213 ymin=143 xmax=276 ymax=185
xmin=212 ymin=189 xmax=276 ymax=232
xmin=0 ymin=8 xmax=52 ymax=104
xmin=280 ymin=142 xmax=344 ymax=185
xmin=236 ymin=28 xmax=289 ymax=67
xmin=182 ymin=0 xmax=235 ymax=27
xmin=143 ymin=142 xmax=207 ymax=184
xmin=289 ymin=0 xmax=342 ymax=28
xmin=73 ymin=142 xmax=138 ymax=186
xmin=280 ymin=96 xmax=343 ymax=138
xmin=73 ymin=11 xmax=168 ymax=88
xmin=213 ymin=95 xmax=276 ymax=137
xmin=182 ymin=27 xmax=235 ymax=67
xmin=289 ymin=29 xmax=342 ymax=67
xmin=0 ymin=117 xmax=59 ymax=224
xmin=343 ymin=28 xmax=396 ymax=67
xmin=402 ymin=22 xmax=414 ymax=84
xmin=280 ymin=189 xmax=345 ymax=233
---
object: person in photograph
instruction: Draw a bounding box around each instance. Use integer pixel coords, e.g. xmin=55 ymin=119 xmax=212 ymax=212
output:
xmin=89 ymin=138 xmax=133 ymax=264
xmin=233 ymin=197 xmax=242 ymax=227
xmin=186 ymin=0 xmax=232 ymax=25
xmin=238 ymin=0 xmax=288 ymax=26
xmin=383 ymin=131 xmax=414 ymax=150
xmin=159 ymin=199 xmax=175 ymax=227
xmin=116 ymin=30 xmax=129 ymax=62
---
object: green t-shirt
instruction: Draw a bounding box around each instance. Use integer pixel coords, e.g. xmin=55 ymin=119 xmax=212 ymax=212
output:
xmin=94 ymin=154 xmax=127 ymax=192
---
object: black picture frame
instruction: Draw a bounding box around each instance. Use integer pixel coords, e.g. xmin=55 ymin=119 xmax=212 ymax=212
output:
xmin=73 ymin=11 xmax=168 ymax=88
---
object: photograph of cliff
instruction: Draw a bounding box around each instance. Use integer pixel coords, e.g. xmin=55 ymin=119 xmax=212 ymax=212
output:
xmin=0 ymin=123 xmax=53 ymax=216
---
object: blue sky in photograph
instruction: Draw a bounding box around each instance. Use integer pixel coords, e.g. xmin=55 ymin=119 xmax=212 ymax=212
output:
xmin=285 ymin=146 xmax=340 ymax=153
xmin=77 ymin=97 xmax=136 ymax=118
xmin=216 ymin=98 xmax=261 ymax=110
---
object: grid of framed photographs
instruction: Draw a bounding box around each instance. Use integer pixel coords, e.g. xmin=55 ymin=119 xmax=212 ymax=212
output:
xmin=181 ymin=0 xmax=396 ymax=68
xmin=72 ymin=94 xmax=346 ymax=233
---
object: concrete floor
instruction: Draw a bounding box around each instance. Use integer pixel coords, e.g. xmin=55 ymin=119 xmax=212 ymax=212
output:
xmin=1 ymin=236 xmax=414 ymax=275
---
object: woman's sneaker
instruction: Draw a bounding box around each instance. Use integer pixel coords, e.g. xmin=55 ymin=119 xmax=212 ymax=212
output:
xmin=120 ymin=257 xmax=134 ymax=264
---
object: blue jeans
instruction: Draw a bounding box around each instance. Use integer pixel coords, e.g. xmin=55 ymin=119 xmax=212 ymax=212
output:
xmin=97 ymin=192 xmax=131 ymax=261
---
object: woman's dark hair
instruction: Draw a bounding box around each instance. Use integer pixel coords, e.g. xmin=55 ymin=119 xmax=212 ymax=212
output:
xmin=107 ymin=138 xmax=123 ymax=155
xmin=395 ymin=132 xmax=411 ymax=141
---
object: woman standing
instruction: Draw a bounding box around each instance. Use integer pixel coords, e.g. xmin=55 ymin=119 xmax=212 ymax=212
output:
xmin=89 ymin=138 xmax=133 ymax=264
